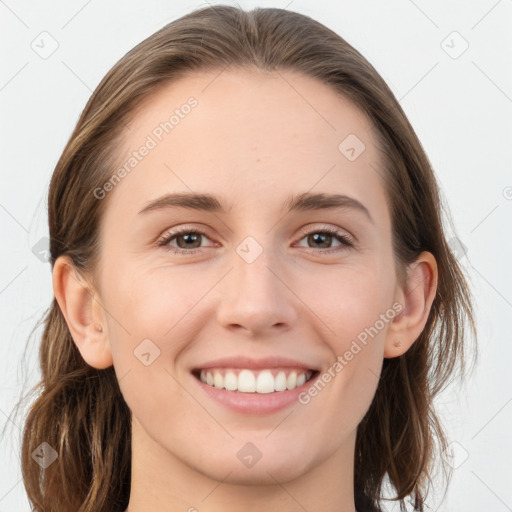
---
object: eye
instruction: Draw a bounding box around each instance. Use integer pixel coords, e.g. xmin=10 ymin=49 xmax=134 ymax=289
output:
xmin=295 ymin=226 xmax=354 ymax=255
xmin=157 ymin=225 xmax=354 ymax=256
xmin=158 ymin=227 xmax=215 ymax=255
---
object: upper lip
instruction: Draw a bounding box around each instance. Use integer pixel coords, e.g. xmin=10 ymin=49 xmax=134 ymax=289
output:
xmin=192 ymin=356 xmax=319 ymax=372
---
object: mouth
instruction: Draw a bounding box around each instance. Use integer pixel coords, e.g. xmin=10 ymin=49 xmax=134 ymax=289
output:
xmin=190 ymin=356 xmax=322 ymax=414
xmin=191 ymin=367 xmax=320 ymax=394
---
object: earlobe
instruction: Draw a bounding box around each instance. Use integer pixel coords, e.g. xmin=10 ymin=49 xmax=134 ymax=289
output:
xmin=52 ymin=255 xmax=113 ymax=369
xmin=384 ymin=251 xmax=438 ymax=358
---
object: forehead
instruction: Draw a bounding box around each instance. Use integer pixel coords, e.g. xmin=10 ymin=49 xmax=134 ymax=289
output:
xmin=106 ymin=68 xmax=386 ymax=217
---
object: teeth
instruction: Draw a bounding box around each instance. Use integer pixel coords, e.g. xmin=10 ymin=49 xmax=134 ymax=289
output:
xmin=286 ymin=372 xmax=297 ymax=390
xmin=224 ymin=371 xmax=238 ymax=391
xmin=275 ymin=371 xmax=287 ymax=391
xmin=213 ymin=371 xmax=224 ymax=389
xmin=256 ymin=370 xmax=274 ymax=394
xmin=198 ymin=368 xmax=313 ymax=393
xmin=238 ymin=369 xmax=256 ymax=392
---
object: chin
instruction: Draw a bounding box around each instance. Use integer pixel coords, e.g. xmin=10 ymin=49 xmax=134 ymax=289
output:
xmin=197 ymin=449 xmax=313 ymax=486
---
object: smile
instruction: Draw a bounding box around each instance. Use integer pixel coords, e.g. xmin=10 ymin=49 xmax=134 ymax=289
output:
xmin=195 ymin=368 xmax=317 ymax=393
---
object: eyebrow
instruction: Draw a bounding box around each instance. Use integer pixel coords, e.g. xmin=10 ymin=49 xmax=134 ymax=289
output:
xmin=138 ymin=191 xmax=373 ymax=223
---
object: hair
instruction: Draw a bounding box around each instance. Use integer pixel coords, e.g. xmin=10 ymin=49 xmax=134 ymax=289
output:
xmin=11 ymin=4 xmax=475 ymax=512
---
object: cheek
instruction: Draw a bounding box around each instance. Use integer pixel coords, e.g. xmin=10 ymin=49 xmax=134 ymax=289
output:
xmin=102 ymin=263 xmax=206 ymax=425
xmin=301 ymin=259 xmax=395 ymax=347
xmin=102 ymin=259 xmax=210 ymax=367
xmin=301 ymin=260 xmax=393 ymax=409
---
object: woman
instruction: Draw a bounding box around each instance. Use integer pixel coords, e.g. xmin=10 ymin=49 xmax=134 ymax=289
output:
xmin=18 ymin=5 xmax=475 ymax=511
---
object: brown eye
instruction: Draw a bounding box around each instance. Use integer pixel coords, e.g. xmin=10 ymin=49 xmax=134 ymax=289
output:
xmin=174 ymin=232 xmax=203 ymax=249
xmin=296 ymin=228 xmax=353 ymax=254
xmin=306 ymin=232 xmax=335 ymax=249
xmin=158 ymin=228 xmax=215 ymax=255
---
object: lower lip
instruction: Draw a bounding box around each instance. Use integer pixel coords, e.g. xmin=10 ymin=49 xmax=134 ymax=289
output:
xmin=192 ymin=372 xmax=319 ymax=415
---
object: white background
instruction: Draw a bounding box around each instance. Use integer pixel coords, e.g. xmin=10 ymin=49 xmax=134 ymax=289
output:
xmin=1 ymin=1 xmax=511 ymax=510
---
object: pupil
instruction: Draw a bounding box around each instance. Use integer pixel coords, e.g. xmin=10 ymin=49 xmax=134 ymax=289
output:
xmin=178 ymin=233 xmax=200 ymax=249
xmin=309 ymin=233 xmax=331 ymax=248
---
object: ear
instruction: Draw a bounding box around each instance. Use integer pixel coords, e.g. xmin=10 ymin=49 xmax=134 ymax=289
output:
xmin=384 ymin=251 xmax=438 ymax=358
xmin=52 ymin=255 xmax=113 ymax=369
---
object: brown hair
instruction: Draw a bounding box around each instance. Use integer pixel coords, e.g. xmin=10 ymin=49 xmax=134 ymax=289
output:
xmin=11 ymin=5 xmax=475 ymax=511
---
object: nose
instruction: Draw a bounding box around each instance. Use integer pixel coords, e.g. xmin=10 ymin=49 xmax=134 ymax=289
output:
xmin=215 ymin=245 xmax=298 ymax=336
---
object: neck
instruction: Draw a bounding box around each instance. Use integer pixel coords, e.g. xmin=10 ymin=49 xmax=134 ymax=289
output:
xmin=125 ymin=417 xmax=358 ymax=512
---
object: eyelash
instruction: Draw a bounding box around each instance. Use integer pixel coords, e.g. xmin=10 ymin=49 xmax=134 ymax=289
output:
xmin=157 ymin=225 xmax=354 ymax=256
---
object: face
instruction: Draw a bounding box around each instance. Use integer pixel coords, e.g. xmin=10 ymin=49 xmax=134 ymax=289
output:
xmin=94 ymin=68 xmax=401 ymax=484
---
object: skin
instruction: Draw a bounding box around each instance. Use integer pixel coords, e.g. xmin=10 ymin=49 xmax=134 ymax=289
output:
xmin=53 ymin=69 xmax=437 ymax=512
